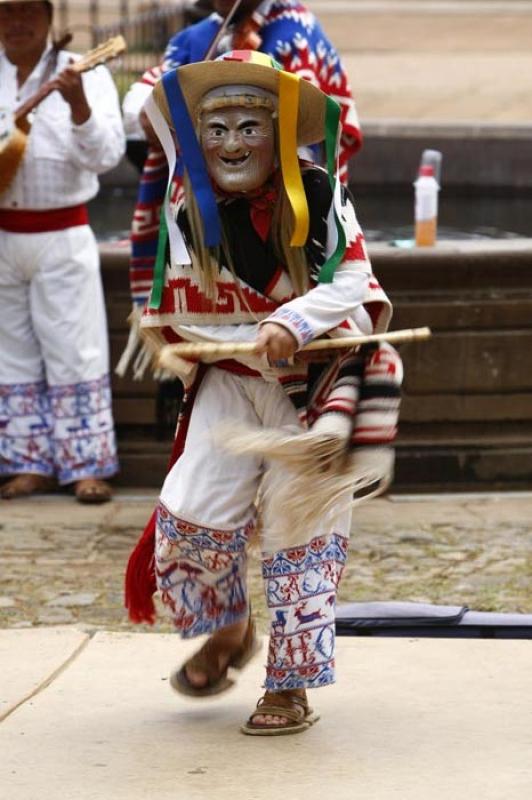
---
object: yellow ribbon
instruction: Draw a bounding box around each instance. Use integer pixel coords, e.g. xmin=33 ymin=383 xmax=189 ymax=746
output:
xmin=278 ymin=71 xmax=309 ymax=246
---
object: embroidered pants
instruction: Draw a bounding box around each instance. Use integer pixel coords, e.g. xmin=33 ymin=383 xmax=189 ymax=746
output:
xmin=155 ymin=368 xmax=351 ymax=690
xmin=0 ymin=226 xmax=118 ymax=483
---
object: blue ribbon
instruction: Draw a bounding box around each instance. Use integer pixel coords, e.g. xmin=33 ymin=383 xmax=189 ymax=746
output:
xmin=161 ymin=71 xmax=222 ymax=248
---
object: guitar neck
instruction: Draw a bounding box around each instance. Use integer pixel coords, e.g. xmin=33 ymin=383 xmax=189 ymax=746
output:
xmin=15 ymin=83 xmax=56 ymax=123
xmin=14 ymin=35 xmax=125 ymax=123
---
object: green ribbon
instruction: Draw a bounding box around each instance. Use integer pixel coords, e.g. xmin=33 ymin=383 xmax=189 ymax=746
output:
xmin=148 ymin=198 xmax=169 ymax=310
xmin=317 ymin=96 xmax=346 ymax=283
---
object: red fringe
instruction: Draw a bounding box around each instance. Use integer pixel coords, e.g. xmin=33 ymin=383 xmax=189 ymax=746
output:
xmin=124 ymin=509 xmax=157 ymax=624
xmin=124 ymin=366 xmax=207 ymax=624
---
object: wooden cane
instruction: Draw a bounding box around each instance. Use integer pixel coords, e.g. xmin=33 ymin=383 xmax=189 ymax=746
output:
xmin=158 ymin=326 xmax=432 ymax=367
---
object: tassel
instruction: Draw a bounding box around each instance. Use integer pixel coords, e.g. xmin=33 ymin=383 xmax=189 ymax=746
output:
xmin=124 ymin=510 xmax=157 ymax=624
xmin=115 ymin=307 xmax=175 ymax=381
xmin=124 ymin=364 xmax=207 ymax=624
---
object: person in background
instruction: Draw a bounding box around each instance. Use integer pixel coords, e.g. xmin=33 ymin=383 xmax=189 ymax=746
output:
xmin=119 ymin=0 xmax=361 ymax=374
xmin=0 ymin=0 xmax=125 ymax=502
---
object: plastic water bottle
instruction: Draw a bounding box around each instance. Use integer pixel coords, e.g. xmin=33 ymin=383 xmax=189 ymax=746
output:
xmin=414 ymin=164 xmax=439 ymax=247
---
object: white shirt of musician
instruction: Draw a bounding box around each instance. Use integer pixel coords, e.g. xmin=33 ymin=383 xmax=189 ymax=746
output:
xmin=0 ymin=45 xmax=125 ymax=211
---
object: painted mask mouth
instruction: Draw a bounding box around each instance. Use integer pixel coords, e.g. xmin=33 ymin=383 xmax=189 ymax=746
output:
xmin=220 ymin=152 xmax=251 ymax=166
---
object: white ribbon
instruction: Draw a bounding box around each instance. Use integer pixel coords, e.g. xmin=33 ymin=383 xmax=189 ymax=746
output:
xmin=144 ymin=91 xmax=191 ymax=266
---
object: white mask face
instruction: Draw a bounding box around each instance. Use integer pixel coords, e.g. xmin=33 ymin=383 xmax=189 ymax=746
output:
xmin=200 ymin=106 xmax=275 ymax=193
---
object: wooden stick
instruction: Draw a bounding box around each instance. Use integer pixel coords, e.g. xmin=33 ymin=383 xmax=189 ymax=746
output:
xmin=159 ymin=326 xmax=432 ymax=362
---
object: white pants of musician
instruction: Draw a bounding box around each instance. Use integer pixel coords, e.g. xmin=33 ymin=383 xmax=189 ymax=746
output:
xmin=0 ymin=225 xmax=118 ymax=484
xmin=155 ymin=367 xmax=352 ymax=691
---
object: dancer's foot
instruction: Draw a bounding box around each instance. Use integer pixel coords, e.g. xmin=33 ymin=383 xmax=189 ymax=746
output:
xmin=242 ymin=689 xmax=319 ymax=736
xmin=170 ymin=616 xmax=260 ymax=697
xmin=185 ymin=617 xmax=250 ymax=689
xmin=74 ymin=478 xmax=112 ymax=504
xmin=0 ymin=474 xmax=56 ymax=500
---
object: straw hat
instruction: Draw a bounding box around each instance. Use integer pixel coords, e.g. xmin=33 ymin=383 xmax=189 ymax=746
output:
xmin=152 ymin=50 xmax=328 ymax=148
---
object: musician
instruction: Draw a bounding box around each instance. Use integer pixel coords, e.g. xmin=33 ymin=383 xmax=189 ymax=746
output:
xmin=0 ymin=0 xmax=125 ymax=501
xmin=119 ymin=0 xmax=362 ymax=373
xmin=125 ymin=52 xmax=402 ymax=735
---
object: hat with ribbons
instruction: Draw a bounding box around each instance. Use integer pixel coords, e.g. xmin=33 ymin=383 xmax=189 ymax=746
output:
xmin=145 ymin=50 xmax=347 ymax=310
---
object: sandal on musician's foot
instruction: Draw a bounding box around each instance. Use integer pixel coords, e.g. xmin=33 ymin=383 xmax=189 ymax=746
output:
xmin=0 ymin=474 xmax=56 ymax=500
xmin=170 ymin=616 xmax=260 ymax=698
xmin=241 ymin=689 xmax=319 ymax=736
xmin=74 ymin=478 xmax=112 ymax=504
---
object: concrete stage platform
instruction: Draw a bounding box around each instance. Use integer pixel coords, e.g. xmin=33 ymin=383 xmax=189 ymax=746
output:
xmin=1 ymin=629 xmax=531 ymax=799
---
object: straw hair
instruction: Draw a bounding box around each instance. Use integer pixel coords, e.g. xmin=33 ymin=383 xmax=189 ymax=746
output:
xmin=216 ymin=422 xmax=395 ymax=553
xmin=152 ymin=60 xmax=327 ymax=147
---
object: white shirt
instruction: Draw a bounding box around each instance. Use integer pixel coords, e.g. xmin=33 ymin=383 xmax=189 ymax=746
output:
xmin=0 ymin=46 xmax=125 ymax=210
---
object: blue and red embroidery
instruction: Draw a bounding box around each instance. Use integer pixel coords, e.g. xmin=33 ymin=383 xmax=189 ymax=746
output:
xmin=0 ymin=375 xmax=117 ymax=483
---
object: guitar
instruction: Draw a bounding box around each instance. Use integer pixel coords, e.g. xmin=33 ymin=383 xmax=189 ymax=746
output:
xmin=0 ymin=35 xmax=126 ymax=196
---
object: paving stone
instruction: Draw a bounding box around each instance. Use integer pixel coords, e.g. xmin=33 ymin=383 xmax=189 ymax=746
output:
xmin=37 ymin=608 xmax=75 ymax=624
xmin=46 ymin=593 xmax=98 ymax=608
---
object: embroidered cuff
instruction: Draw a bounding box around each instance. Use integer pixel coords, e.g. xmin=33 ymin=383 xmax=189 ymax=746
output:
xmin=263 ymin=307 xmax=314 ymax=348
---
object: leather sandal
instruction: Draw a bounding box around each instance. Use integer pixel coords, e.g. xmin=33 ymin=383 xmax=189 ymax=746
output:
xmin=170 ymin=616 xmax=261 ymax=698
xmin=0 ymin=474 xmax=56 ymax=500
xmin=74 ymin=479 xmax=112 ymax=504
xmin=241 ymin=690 xmax=320 ymax=736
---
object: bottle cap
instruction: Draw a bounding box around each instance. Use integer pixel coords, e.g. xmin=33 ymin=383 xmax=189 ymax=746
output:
xmin=419 ymin=164 xmax=435 ymax=177
xmin=420 ymin=149 xmax=442 ymax=183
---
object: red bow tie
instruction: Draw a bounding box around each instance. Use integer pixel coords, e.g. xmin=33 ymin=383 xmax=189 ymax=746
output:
xmin=249 ymin=186 xmax=278 ymax=241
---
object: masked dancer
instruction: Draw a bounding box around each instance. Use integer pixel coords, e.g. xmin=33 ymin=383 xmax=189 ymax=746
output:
xmin=118 ymin=0 xmax=362 ymax=376
xmin=125 ymin=51 xmax=402 ymax=736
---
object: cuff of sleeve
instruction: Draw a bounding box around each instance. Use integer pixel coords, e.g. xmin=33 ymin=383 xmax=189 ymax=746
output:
xmin=71 ymin=112 xmax=100 ymax=144
xmin=262 ymin=307 xmax=314 ymax=348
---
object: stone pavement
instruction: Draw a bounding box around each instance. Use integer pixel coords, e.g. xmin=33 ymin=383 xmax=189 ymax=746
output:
xmin=1 ymin=490 xmax=530 ymax=631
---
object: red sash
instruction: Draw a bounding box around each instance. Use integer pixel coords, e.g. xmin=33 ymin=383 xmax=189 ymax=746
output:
xmin=0 ymin=204 xmax=89 ymax=233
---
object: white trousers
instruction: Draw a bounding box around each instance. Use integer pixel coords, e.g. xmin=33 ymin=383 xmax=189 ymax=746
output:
xmin=156 ymin=368 xmax=352 ymax=690
xmin=0 ymin=226 xmax=118 ymax=483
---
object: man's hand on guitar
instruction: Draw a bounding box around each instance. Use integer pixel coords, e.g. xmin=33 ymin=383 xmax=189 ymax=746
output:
xmin=52 ymin=64 xmax=91 ymax=126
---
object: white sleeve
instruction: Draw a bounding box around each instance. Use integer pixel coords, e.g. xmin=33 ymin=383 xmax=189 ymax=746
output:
xmin=68 ymin=65 xmax=126 ymax=173
xmin=122 ymin=81 xmax=154 ymax=139
xmin=262 ymin=266 xmax=372 ymax=347
xmin=261 ymin=195 xmax=374 ymax=347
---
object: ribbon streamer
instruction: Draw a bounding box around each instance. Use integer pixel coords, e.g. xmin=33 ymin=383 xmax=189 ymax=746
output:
xmin=318 ymin=96 xmax=346 ymax=283
xmin=162 ymin=71 xmax=222 ymax=249
xmin=144 ymin=92 xmax=191 ymax=310
xmin=278 ymin=71 xmax=309 ymax=247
